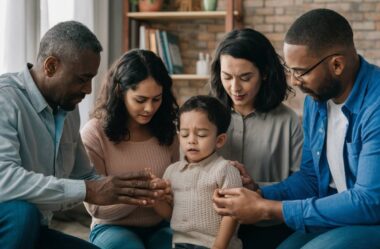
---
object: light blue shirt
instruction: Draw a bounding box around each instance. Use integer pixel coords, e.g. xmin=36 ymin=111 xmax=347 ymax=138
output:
xmin=0 ymin=64 xmax=97 ymax=224
xmin=262 ymin=56 xmax=380 ymax=232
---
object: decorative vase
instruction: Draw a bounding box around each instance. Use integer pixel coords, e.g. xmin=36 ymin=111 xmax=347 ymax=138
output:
xmin=202 ymin=0 xmax=218 ymax=11
xmin=138 ymin=0 xmax=164 ymax=12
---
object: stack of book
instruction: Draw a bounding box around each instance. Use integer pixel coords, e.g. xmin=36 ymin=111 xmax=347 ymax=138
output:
xmin=139 ymin=25 xmax=184 ymax=75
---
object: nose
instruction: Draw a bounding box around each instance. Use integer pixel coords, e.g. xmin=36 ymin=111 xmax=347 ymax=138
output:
xmin=188 ymin=133 xmax=197 ymax=144
xmin=230 ymin=78 xmax=242 ymax=93
xmin=144 ymin=101 xmax=153 ymax=113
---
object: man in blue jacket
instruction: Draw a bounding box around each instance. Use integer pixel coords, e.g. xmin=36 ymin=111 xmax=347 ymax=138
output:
xmin=213 ymin=8 xmax=380 ymax=248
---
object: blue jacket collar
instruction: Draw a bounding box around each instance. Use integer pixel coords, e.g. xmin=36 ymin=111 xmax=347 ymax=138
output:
xmin=316 ymin=56 xmax=370 ymax=117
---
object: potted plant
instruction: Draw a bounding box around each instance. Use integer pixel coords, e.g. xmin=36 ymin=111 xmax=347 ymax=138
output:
xmin=130 ymin=0 xmax=164 ymax=12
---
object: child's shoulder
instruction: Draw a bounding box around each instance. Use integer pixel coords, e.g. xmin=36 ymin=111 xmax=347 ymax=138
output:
xmin=163 ymin=160 xmax=185 ymax=177
xmin=213 ymin=155 xmax=240 ymax=174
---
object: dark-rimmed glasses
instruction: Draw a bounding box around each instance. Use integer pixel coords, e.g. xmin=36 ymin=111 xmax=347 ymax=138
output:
xmin=284 ymin=53 xmax=341 ymax=81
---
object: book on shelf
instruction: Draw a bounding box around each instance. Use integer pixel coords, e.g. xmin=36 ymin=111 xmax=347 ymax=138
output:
xmin=138 ymin=27 xmax=183 ymax=74
xmin=155 ymin=29 xmax=169 ymax=71
xmin=166 ymin=32 xmax=183 ymax=74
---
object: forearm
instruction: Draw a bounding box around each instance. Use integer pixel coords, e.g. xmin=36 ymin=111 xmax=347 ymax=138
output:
xmin=153 ymin=200 xmax=172 ymax=220
xmin=260 ymin=199 xmax=284 ymax=222
xmin=0 ymin=162 xmax=86 ymax=210
xmin=261 ymin=170 xmax=318 ymax=201
xmin=213 ymin=216 xmax=238 ymax=249
xmin=283 ymin=188 xmax=380 ymax=232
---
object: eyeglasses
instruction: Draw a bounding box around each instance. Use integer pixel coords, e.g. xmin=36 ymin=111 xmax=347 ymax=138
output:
xmin=284 ymin=53 xmax=341 ymax=81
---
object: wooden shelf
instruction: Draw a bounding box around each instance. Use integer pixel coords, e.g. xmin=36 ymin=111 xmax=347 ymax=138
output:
xmin=171 ymin=74 xmax=209 ymax=80
xmin=127 ymin=11 xmax=240 ymax=21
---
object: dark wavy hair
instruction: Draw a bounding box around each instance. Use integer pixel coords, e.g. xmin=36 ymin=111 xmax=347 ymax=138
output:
xmin=210 ymin=28 xmax=293 ymax=113
xmin=91 ymin=49 xmax=178 ymax=145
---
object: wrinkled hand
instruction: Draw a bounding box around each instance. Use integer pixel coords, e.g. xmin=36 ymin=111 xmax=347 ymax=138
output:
xmin=229 ymin=161 xmax=259 ymax=191
xmin=213 ymin=187 xmax=282 ymax=224
xmin=85 ymin=170 xmax=167 ymax=206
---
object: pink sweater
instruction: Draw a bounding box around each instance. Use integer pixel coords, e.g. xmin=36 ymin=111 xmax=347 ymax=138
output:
xmin=81 ymin=118 xmax=179 ymax=228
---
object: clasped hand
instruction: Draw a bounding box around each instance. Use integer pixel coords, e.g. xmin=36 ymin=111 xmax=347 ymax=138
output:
xmin=85 ymin=169 xmax=169 ymax=206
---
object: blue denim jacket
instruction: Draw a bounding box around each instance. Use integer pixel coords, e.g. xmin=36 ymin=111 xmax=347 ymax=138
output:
xmin=262 ymin=57 xmax=380 ymax=232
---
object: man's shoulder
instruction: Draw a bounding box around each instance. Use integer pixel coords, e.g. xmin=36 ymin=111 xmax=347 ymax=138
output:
xmin=0 ymin=71 xmax=25 ymax=90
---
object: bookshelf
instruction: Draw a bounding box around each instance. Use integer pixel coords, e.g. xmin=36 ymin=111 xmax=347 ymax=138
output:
xmin=123 ymin=0 xmax=243 ymax=81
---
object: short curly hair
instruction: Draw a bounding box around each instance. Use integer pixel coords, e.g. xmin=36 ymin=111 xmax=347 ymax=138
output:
xmin=285 ymin=9 xmax=354 ymax=55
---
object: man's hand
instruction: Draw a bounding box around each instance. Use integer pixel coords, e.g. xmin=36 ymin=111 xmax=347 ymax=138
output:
xmin=212 ymin=187 xmax=284 ymax=224
xmin=85 ymin=170 xmax=168 ymax=206
xmin=229 ymin=161 xmax=259 ymax=191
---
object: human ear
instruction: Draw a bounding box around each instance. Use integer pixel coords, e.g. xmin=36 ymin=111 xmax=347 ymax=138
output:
xmin=215 ymin=133 xmax=227 ymax=149
xmin=331 ymin=55 xmax=345 ymax=76
xmin=44 ymin=56 xmax=59 ymax=77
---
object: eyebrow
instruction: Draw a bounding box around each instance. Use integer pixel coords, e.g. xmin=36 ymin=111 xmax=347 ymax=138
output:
xmin=135 ymin=93 xmax=163 ymax=98
xmin=221 ymin=71 xmax=254 ymax=77
xmin=289 ymin=66 xmax=308 ymax=71
xmin=179 ymin=128 xmax=209 ymax=131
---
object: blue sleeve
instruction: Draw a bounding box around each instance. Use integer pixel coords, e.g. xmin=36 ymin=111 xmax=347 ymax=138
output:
xmin=267 ymin=102 xmax=380 ymax=232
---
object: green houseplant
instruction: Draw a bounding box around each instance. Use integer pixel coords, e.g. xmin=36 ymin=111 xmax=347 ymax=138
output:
xmin=130 ymin=0 xmax=164 ymax=12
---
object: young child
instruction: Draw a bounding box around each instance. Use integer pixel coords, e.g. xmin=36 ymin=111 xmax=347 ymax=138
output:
xmin=154 ymin=95 xmax=243 ymax=249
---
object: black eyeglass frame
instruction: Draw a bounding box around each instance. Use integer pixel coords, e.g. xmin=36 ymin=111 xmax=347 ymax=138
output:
xmin=284 ymin=53 xmax=341 ymax=80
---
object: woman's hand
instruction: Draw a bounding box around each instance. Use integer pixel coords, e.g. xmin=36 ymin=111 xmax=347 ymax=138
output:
xmin=229 ymin=161 xmax=259 ymax=191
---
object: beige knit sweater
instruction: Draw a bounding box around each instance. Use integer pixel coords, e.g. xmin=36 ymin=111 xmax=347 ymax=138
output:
xmin=81 ymin=118 xmax=179 ymax=228
xmin=163 ymin=153 xmax=243 ymax=249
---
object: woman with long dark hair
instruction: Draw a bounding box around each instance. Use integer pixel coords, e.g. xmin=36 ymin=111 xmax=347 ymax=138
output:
xmin=81 ymin=49 xmax=178 ymax=249
xmin=210 ymin=28 xmax=303 ymax=248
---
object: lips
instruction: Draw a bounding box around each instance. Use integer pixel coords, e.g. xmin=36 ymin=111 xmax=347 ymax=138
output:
xmin=231 ymin=93 xmax=246 ymax=101
xmin=139 ymin=114 xmax=152 ymax=119
xmin=187 ymin=148 xmax=199 ymax=152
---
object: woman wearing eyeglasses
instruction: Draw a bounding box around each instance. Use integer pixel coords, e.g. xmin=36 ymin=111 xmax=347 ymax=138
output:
xmin=210 ymin=28 xmax=303 ymax=249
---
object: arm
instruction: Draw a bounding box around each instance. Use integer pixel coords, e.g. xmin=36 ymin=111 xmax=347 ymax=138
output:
xmin=280 ymin=103 xmax=380 ymax=232
xmin=212 ymin=162 xmax=246 ymax=248
xmin=0 ymin=89 xmax=86 ymax=211
xmin=152 ymin=172 xmax=173 ymax=220
xmin=153 ymin=199 xmax=173 ymax=220
xmin=212 ymin=216 xmax=239 ymax=249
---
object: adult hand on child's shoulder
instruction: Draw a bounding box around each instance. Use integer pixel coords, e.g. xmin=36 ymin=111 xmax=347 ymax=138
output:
xmin=229 ymin=161 xmax=259 ymax=191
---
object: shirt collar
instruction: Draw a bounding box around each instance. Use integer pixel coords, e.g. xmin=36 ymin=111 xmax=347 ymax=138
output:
xmin=231 ymin=107 xmax=267 ymax=119
xmin=22 ymin=63 xmax=50 ymax=113
xmin=179 ymin=151 xmax=219 ymax=171
xmin=316 ymin=56 xmax=370 ymax=117
xmin=343 ymin=56 xmax=370 ymax=115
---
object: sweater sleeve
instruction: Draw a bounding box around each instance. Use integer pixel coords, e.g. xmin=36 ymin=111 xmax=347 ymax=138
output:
xmin=80 ymin=119 xmax=137 ymax=220
xmin=218 ymin=161 xmax=243 ymax=189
